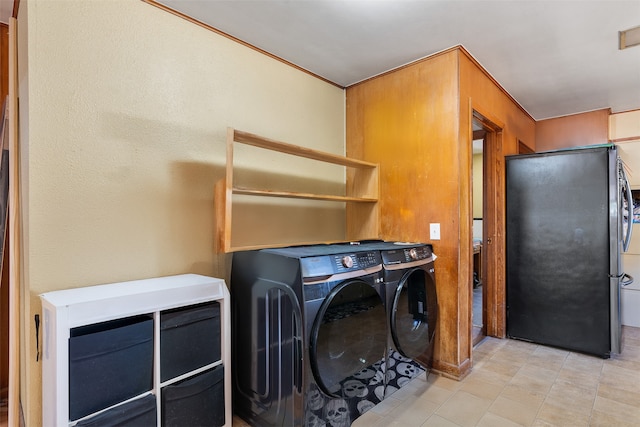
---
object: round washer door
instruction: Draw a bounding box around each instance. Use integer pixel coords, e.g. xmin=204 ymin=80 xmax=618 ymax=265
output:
xmin=310 ymin=279 xmax=386 ymax=397
xmin=390 ymin=266 xmax=438 ymax=369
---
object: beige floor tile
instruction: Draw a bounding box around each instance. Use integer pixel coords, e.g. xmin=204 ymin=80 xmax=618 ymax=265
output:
xmin=529 ymin=345 xmax=569 ymax=364
xmin=562 ymin=351 xmax=605 ymax=372
xmin=618 ymin=348 xmax=640 ymax=366
xmin=554 ymin=365 xmax=600 ymax=390
xmin=464 ymin=367 xmax=514 ymax=387
xmin=606 ymin=354 xmax=640 ymax=373
xmin=509 ymin=369 xmax=554 ymax=396
xmin=426 ymin=374 xmax=463 ymax=391
xmin=487 ymin=395 xmax=540 ymax=426
xmin=599 ymin=363 xmax=640 ymax=392
xmin=530 ymin=419 xmax=556 ymax=427
xmin=435 ymin=390 xmax=493 ymax=427
xmin=592 ymin=395 xmax=640 ymax=424
xmin=459 ymin=376 xmax=504 ymax=401
xmin=477 ymin=358 xmax=522 ymax=379
xmin=535 ymin=401 xmax=589 ymax=426
xmin=374 ymin=394 xmax=437 ymax=427
xmin=498 ymin=383 xmax=546 ymax=408
xmin=489 ymin=348 xmax=531 ymax=367
xmin=596 ymin=381 xmax=640 ymax=408
xmin=474 ymin=336 xmax=507 ymax=353
xmin=471 ymin=351 xmax=493 ymax=367
xmin=390 ymin=397 xmax=440 ymax=426
xmin=543 ymin=380 xmax=596 ymax=413
xmin=518 ymin=363 xmax=558 ymax=383
xmin=420 ymin=414 xmax=463 ymax=427
xmin=476 ymin=411 xmax=524 ymax=427
xmin=589 ymin=409 xmax=640 ymax=427
xmin=531 ymin=344 xmax=569 ymax=358
xmin=372 ymin=418 xmax=415 ymax=427
xmin=355 ymin=414 xmax=393 ymax=427
xmin=525 ymin=349 xmax=567 ymax=372
xmin=502 ymin=338 xmax=538 ymax=352
xmin=413 ymin=383 xmax=456 ymax=406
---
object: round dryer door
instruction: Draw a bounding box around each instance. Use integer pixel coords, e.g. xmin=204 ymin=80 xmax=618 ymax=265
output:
xmin=390 ymin=267 xmax=438 ymax=369
xmin=310 ymin=279 xmax=386 ymax=397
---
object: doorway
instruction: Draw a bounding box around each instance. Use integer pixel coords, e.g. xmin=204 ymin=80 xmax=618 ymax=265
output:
xmin=471 ymin=118 xmax=486 ymax=346
xmin=470 ymin=111 xmax=504 ymax=348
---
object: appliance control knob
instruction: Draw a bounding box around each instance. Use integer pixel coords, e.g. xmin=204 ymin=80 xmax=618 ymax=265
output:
xmin=341 ymin=256 xmax=354 ymax=268
xmin=409 ymin=248 xmax=419 ymax=260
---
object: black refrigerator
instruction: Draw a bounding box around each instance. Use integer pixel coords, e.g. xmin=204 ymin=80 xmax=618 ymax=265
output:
xmin=506 ymin=145 xmax=634 ymax=358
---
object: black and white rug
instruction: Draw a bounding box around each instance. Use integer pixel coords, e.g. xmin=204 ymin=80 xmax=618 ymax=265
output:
xmin=305 ymin=350 xmax=425 ymax=427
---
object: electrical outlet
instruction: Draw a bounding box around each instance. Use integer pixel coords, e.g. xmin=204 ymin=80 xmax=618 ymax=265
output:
xmin=430 ymin=223 xmax=440 ymax=240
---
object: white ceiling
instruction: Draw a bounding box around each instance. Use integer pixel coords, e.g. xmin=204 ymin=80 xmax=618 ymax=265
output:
xmin=154 ymin=0 xmax=640 ymax=120
xmin=3 ymin=1 xmax=639 ymax=120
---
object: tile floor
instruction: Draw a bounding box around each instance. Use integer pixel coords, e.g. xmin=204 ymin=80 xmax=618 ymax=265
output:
xmin=352 ymin=326 xmax=640 ymax=427
xmin=233 ymin=326 xmax=640 ymax=426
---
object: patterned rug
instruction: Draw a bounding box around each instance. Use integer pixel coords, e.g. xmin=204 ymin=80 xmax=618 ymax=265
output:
xmin=305 ymin=350 xmax=425 ymax=427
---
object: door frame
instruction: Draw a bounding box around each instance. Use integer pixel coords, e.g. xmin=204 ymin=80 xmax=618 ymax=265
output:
xmin=472 ymin=110 xmax=506 ymax=340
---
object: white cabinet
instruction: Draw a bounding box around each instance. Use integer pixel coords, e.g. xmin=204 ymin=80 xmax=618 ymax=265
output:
xmin=610 ymin=110 xmax=640 ymax=187
xmin=40 ymin=274 xmax=230 ymax=427
xmin=622 ymin=253 xmax=640 ymax=327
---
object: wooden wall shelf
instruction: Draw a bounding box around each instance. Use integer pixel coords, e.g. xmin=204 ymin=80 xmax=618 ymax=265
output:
xmin=215 ymin=128 xmax=379 ymax=252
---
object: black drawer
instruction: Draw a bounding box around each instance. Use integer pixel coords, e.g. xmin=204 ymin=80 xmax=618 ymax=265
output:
xmin=74 ymin=394 xmax=157 ymax=426
xmin=161 ymin=366 xmax=225 ymax=427
xmin=69 ymin=315 xmax=154 ymax=421
xmin=160 ymin=302 xmax=221 ymax=382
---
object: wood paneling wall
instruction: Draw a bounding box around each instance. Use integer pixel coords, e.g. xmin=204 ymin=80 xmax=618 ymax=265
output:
xmin=458 ymin=50 xmax=535 ymax=372
xmin=535 ymin=108 xmax=610 ymax=152
xmin=347 ymin=49 xmax=462 ymax=375
xmin=346 ymin=46 xmax=535 ymax=379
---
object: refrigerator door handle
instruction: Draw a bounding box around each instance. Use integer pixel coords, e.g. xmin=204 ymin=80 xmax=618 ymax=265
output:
xmin=620 ymin=160 xmax=634 ymax=252
xmin=621 ymin=273 xmax=634 ymax=287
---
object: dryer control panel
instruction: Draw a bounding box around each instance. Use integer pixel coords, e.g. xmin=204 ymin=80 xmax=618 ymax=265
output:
xmin=381 ymin=245 xmax=433 ymax=265
xmin=301 ymin=250 xmax=381 ymax=278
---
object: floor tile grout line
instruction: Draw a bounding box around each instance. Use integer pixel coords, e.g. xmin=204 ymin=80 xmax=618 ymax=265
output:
xmin=529 ymin=348 xmax=570 ymax=427
xmin=587 ymin=351 xmax=608 ymax=426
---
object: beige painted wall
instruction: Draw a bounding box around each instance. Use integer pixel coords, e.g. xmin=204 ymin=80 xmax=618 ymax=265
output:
xmin=472 ymin=153 xmax=482 ymax=219
xmin=17 ymin=0 xmax=345 ymax=424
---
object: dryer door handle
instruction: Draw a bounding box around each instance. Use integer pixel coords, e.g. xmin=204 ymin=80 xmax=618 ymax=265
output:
xmin=294 ymin=336 xmax=303 ymax=392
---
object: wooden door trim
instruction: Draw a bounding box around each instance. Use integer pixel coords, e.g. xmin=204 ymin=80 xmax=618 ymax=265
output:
xmin=472 ymin=109 xmax=506 ymax=340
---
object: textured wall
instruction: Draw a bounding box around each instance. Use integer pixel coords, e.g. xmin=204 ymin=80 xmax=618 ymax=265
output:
xmin=18 ymin=0 xmax=345 ymax=424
